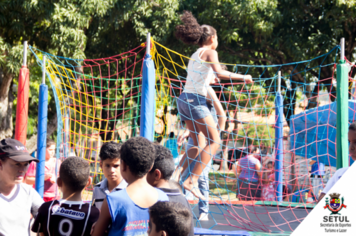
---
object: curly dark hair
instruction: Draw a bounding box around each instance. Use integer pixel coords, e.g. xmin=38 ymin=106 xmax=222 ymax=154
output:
xmin=149 ymin=145 xmax=174 ymax=180
xmin=99 ymin=141 xmax=122 ymax=161
xmin=119 ymin=137 xmax=155 ymax=177
xmin=149 ymin=201 xmax=192 ymax=236
xmin=175 ymin=11 xmax=216 ymax=46
xmin=60 ymin=156 xmax=90 ymax=193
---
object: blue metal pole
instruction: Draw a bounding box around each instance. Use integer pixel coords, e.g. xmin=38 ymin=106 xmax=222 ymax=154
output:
xmin=140 ymin=32 xmax=155 ymax=141
xmin=35 ymin=56 xmax=48 ymax=197
xmin=275 ymin=71 xmax=284 ymax=202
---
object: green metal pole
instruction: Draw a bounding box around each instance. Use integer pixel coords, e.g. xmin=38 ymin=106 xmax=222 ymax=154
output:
xmin=336 ymin=38 xmax=349 ymax=169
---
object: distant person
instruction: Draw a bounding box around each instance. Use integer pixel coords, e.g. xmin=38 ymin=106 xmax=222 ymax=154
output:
xmin=92 ymin=137 xmax=169 ymax=236
xmin=310 ymin=159 xmax=325 ymax=200
xmin=235 ymin=145 xmax=262 ymax=201
xmin=26 ymin=138 xmax=61 ymax=202
xmin=146 ymin=145 xmax=194 ymax=236
xmin=148 ymin=201 xmax=192 ymax=236
xmin=0 ymin=139 xmax=43 ymax=236
xmin=92 ymin=141 xmax=127 ymax=210
xmin=262 ymin=161 xmax=275 ymax=201
xmin=318 ymin=122 xmax=356 ymax=202
xmin=164 ymin=132 xmax=179 ymax=159
xmin=32 ymin=156 xmax=100 ymax=236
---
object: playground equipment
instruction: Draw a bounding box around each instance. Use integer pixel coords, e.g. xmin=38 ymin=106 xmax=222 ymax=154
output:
xmin=26 ymin=35 xmax=351 ymax=235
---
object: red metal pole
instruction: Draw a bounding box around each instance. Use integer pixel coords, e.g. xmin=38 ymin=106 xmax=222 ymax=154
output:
xmin=14 ymin=41 xmax=29 ymax=145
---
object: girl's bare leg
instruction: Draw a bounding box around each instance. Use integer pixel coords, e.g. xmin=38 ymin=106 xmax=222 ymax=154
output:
xmin=183 ymin=115 xmax=221 ymax=199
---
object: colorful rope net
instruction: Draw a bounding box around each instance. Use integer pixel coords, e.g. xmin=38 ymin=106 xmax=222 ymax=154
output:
xmin=30 ymin=45 xmax=146 ymax=198
xmin=30 ymin=41 xmax=356 ymax=234
xmin=151 ymin=41 xmax=356 ymax=233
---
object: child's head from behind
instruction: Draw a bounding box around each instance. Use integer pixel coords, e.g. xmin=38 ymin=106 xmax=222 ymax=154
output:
xmin=46 ymin=138 xmax=56 ymax=161
xmin=175 ymin=11 xmax=217 ymax=49
xmin=349 ymin=122 xmax=356 ymax=161
xmin=58 ymin=156 xmax=90 ymax=194
xmin=99 ymin=141 xmax=122 ymax=182
xmin=119 ymin=137 xmax=155 ymax=182
xmin=147 ymin=145 xmax=174 ymax=186
xmin=148 ymin=201 xmax=192 ymax=236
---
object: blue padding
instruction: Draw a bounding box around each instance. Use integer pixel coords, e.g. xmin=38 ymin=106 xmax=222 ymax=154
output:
xmin=194 ymin=228 xmax=251 ymax=236
xmin=275 ymin=92 xmax=284 ymax=201
xmin=35 ymin=84 xmax=48 ymax=197
xmin=140 ymin=54 xmax=155 ymax=141
xmin=290 ymin=100 xmax=356 ymax=166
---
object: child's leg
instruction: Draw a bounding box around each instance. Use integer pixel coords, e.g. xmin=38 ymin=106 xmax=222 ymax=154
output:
xmin=198 ymin=159 xmax=211 ymax=217
xmin=173 ymin=126 xmax=206 ymax=181
xmin=183 ymin=115 xmax=220 ymax=199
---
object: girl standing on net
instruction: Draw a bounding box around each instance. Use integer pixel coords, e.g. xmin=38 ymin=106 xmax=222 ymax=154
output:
xmin=174 ymin=11 xmax=253 ymax=199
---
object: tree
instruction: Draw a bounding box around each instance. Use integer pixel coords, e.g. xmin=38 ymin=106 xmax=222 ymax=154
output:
xmin=2 ymin=0 xmax=356 ymax=147
xmin=0 ymin=0 xmax=180 ymax=145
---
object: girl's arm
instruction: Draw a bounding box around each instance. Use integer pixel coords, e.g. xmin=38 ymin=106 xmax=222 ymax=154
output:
xmin=205 ymin=50 xmax=253 ymax=83
xmin=207 ymin=87 xmax=227 ymax=131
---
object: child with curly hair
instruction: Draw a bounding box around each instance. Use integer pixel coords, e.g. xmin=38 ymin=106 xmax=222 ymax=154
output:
xmin=174 ymin=11 xmax=253 ymax=199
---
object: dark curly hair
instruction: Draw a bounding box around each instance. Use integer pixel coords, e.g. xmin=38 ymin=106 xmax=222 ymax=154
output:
xmin=175 ymin=11 xmax=216 ymax=46
xmin=119 ymin=137 xmax=155 ymax=177
xmin=60 ymin=156 xmax=90 ymax=192
xmin=99 ymin=141 xmax=122 ymax=161
xmin=149 ymin=145 xmax=175 ymax=180
xmin=149 ymin=201 xmax=192 ymax=236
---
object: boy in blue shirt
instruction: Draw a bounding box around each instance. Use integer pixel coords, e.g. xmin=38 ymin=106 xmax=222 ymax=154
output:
xmin=92 ymin=137 xmax=169 ymax=236
xmin=92 ymin=141 xmax=127 ymax=210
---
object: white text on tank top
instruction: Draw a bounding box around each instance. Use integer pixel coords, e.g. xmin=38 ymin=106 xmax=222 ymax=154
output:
xmin=184 ymin=48 xmax=214 ymax=96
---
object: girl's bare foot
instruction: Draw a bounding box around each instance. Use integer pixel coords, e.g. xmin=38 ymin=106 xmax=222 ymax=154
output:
xmin=183 ymin=178 xmax=206 ymax=200
xmin=172 ymin=166 xmax=183 ymax=182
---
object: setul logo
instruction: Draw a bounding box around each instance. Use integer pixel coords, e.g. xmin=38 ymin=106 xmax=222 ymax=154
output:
xmin=321 ymin=193 xmax=351 ymax=233
xmin=324 ymin=193 xmax=347 ymax=215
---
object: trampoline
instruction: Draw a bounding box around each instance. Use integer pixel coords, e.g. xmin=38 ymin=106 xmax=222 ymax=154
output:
xmin=192 ymin=204 xmax=312 ymax=236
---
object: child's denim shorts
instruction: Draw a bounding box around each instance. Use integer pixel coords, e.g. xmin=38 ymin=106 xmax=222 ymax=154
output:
xmin=177 ymin=92 xmax=217 ymax=123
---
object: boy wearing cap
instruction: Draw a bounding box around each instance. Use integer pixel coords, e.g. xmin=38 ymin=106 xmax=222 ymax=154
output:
xmin=0 ymin=138 xmax=44 ymax=236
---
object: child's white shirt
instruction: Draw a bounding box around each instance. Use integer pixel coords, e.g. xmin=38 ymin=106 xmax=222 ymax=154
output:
xmin=321 ymin=167 xmax=349 ymax=194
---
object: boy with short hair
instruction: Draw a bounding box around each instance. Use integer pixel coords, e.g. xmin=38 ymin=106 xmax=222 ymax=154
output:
xmin=92 ymin=141 xmax=127 ymax=210
xmin=32 ymin=156 xmax=100 ymax=236
xmin=26 ymin=138 xmax=61 ymax=202
xmin=92 ymin=137 xmax=169 ymax=236
xmin=148 ymin=201 xmax=192 ymax=236
xmin=147 ymin=145 xmax=194 ymax=236
xmin=318 ymin=122 xmax=356 ymax=202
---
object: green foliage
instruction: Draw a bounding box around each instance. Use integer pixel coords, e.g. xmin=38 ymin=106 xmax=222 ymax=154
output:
xmin=238 ymin=122 xmax=275 ymax=147
xmin=1 ymin=0 xmax=356 ymax=138
xmin=223 ymin=83 xmax=276 ymax=116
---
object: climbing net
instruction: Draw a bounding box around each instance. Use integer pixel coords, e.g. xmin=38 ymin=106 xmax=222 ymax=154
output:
xmin=30 ymin=40 xmax=355 ymax=234
xmin=151 ymin=41 xmax=354 ymax=233
xmin=30 ymin=45 xmax=146 ymax=197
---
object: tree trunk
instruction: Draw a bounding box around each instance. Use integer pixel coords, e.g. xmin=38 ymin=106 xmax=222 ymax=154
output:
xmin=0 ymin=70 xmax=14 ymax=140
xmin=25 ymin=113 xmax=58 ymax=154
